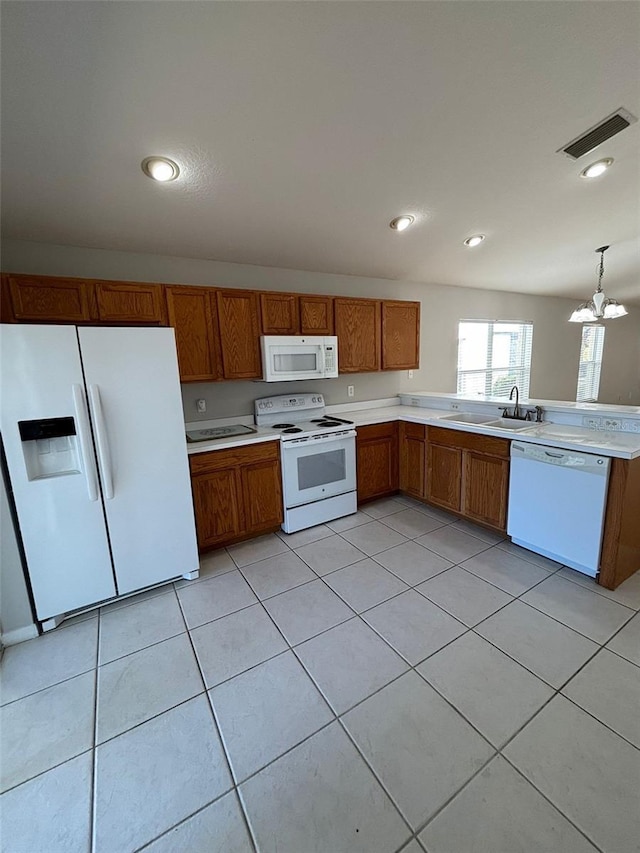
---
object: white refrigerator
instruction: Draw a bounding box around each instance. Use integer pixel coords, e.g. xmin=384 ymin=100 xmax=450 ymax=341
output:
xmin=1 ymin=324 xmax=199 ymax=625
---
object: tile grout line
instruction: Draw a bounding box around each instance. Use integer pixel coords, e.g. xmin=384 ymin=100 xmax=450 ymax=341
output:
xmin=498 ymin=752 xmax=607 ymax=853
xmin=172 ymin=584 xmax=259 ymax=853
xmin=89 ymin=611 xmax=101 ymax=853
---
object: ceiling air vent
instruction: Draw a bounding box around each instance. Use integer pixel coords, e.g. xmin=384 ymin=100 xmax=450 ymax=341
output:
xmin=558 ymin=108 xmax=637 ymax=159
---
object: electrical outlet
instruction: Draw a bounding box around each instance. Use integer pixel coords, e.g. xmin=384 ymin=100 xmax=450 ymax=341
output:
xmin=582 ymin=416 xmax=601 ymax=430
xmin=451 ymin=403 xmax=460 ymax=410
xmin=407 ymin=370 xmax=414 ymax=379
xmin=603 ymin=418 xmax=621 ymax=431
xmin=196 ymin=399 xmax=206 ymax=413
xmin=409 ymin=397 xmax=419 ymax=406
xmin=347 ymin=385 xmax=354 ymax=398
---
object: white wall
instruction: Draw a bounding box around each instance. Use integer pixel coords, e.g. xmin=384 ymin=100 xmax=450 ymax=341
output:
xmin=3 ymin=239 xmax=639 ymax=412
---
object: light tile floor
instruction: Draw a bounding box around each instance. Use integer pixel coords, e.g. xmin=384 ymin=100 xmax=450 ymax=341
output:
xmin=2 ymin=495 xmax=639 ymax=853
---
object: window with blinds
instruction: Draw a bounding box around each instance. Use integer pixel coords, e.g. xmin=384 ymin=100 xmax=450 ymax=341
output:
xmin=576 ymin=325 xmax=605 ymax=402
xmin=457 ymin=320 xmax=534 ymax=398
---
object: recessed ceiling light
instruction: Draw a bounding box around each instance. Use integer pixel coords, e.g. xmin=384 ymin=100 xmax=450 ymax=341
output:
xmin=580 ymin=158 xmax=613 ymax=179
xmin=141 ymin=156 xmax=180 ymax=182
xmin=463 ymin=234 xmax=485 ymax=247
xmin=389 ymin=215 xmax=415 ymax=232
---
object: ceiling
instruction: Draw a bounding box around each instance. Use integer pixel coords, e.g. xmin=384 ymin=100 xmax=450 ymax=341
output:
xmin=1 ymin=1 xmax=639 ymax=304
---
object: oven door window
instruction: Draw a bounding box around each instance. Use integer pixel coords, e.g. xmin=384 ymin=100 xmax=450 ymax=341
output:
xmin=282 ymin=435 xmax=356 ymax=508
xmin=297 ymin=448 xmax=345 ymax=490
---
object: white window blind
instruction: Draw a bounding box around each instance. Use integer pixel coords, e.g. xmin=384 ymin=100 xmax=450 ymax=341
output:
xmin=576 ymin=325 xmax=605 ymax=402
xmin=457 ymin=320 xmax=533 ymax=398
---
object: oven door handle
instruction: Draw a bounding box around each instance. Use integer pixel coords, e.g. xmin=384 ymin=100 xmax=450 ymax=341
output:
xmin=282 ymin=430 xmax=356 ymax=448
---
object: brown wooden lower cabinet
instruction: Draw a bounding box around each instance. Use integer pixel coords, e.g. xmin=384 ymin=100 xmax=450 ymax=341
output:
xmin=189 ymin=441 xmax=283 ymax=550
xmin=598 ymin=455 xmax=640 ymax=590
xmin=356 ymin=422 xmax=399 ymax=503
xmin=399 ymin=422 xmax=427 ymax=499
xmin=462 ymin=450 xmax=509 ymax=530
xmin=424 ymin=427 xmax=510 ymax=532
xmin=426 ymin=442 xmax=462 ymax=513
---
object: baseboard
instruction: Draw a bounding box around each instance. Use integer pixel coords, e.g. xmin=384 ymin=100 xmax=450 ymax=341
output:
xmin=1 ymin=623 xmax=39 ymax=646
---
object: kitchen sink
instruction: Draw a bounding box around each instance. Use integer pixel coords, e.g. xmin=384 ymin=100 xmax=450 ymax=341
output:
xmin=438 ymin=413 xmax=497 ymax=425
xmin=484 ymin=418 xmax=534 ymax=432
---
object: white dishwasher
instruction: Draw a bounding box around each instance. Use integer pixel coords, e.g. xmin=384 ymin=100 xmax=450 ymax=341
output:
xmin=507 ymin=441 xmax=610 ymax=577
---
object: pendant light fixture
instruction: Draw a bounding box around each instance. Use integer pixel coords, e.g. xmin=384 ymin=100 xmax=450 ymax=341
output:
xmin=569 ymin=246 xmax=628 ymax=323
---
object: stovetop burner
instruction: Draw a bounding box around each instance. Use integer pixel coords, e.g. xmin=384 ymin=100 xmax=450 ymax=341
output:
xmin=282 ymin=427 xmax=303 ymax=434
xmin=272 ymin=423 xmax=295 ymax=429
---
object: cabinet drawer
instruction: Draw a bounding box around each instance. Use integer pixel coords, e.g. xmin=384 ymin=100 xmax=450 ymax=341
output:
xmin=189 ymin=441 xmax=280 ymax=475
xmin=401 ymin=422 xmax=426 ymax=440
xmin=427 ymin=426 xmax=510 ymax=459
xmin=356 ymin=422 xmax=398 ymax=442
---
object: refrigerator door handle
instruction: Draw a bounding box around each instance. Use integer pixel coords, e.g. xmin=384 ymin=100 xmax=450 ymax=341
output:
xmin=88 ymin=384 xmax=114 ymax=500
xmin=72 ymin=384 xmax=100 ymax=502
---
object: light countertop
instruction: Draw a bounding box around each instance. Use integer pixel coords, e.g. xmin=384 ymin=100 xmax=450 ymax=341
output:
xmin=186 ymin=400 xmax=640 ymax=459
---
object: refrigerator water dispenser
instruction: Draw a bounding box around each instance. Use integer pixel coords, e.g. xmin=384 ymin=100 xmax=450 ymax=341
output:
xmin=19 ymin=417 xmax=81 ymax=480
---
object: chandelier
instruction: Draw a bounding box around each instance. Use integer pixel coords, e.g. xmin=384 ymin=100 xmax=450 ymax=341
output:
xmin=569 ymin=246 xmax=628 ymax=322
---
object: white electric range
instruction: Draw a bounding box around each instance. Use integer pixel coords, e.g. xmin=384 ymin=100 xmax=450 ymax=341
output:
xmin=255 ymin=394 xmax=357 ymax=533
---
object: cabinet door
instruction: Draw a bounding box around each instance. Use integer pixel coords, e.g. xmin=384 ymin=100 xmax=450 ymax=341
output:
xmin=95 ymin=281 xmax=166 ymax=324
xmin=240 ymin=458 xmax=283 ymax=534
xmin=462 ymin=451 xmax=509 ymax=531
xmin=166 ymin=286 xmax=223 ymax=382
xmin=300 ymin=295 xmax=334 ymax=335
xmin=356 ymin=423 xmax=399 ymax=502
xmin=260 ymin=293 xmax=300 ymax=334
xmin=191 ymin=469 xmax=244 ymax=549
xmin=334 ymin=298 xmax=381 ymax=373
xmin=8 ymin=275 xmax=96 ymax=323
xmin=382 ymin=301 xmax=420 ymax=370
xmin=426 ymin=443 xmax=461 ymax=512
xmin=217 ymin=290 xmax=262 ymax=379
xmin=399 ymin=423 xmax=426 ymax=499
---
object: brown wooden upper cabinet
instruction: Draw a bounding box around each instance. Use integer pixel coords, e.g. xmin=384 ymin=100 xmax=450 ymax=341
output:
xmin=6 ymin=274 xmax=96 ymax=323
xmin=95 ymin=281 xmax=166 ymax=325
xmin=216 ymin=289 xmax=262 ymax=379
xmin=334 ymin=297 xmax=381 ymax=373
xmin=165 ymin=286 xmax=223 ymax=382
xmin=382 ymin=300 xmax=420 ymax=370
xmin=300 ymin=295 xmax=334 ymax=335
xmin=260 ymin=292 xmax=300 ymax=334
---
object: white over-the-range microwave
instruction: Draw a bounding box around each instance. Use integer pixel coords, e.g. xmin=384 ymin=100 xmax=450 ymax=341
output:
xmin=260 ymin=335 xmax=338 ymax=382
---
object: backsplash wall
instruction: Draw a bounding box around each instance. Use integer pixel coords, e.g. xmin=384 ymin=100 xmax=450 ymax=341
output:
xmin=181 ymin=374 xmax=400 ymax=421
